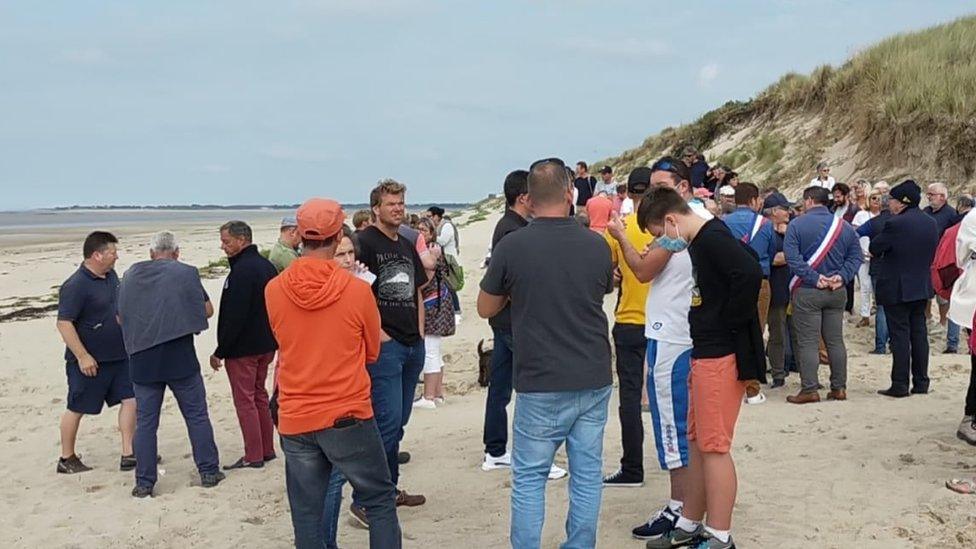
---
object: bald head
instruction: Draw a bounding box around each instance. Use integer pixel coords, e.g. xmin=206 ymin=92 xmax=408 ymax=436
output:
xmin=528 ymin=161 xmax=572 ymax=209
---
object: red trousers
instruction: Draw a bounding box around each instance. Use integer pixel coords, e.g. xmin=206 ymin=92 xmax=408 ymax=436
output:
xmin=225 ymin=352 xmax=276 ymax=462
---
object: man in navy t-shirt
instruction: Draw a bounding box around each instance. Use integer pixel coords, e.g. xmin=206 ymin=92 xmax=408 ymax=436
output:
xmin=56 ymin=231 xmax=135 ymax=474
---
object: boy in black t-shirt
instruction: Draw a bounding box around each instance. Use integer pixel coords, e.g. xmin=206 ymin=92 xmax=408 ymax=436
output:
xmin=638 ymin=187 xmax=763 ymax=549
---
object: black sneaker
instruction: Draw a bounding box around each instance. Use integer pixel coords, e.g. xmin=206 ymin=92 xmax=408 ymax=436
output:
xmin=222 ymin=457 xmax=265 ymax=470
xmin=200 ymin=471 xmax=226 ymax=488
xmin=131 ymin=485 xmax=153 ymax=498
xmin=397 ymin=451 xmax=411 ymax=464
xmin=633 ymin=505 xmax=679 ymax=540
xmin=645 ymin=523 xmax=704 ymax=548
xmin=57 ymin=454 xmax=92 ymax=474
xmin=770 ymin=379 xmax=785 ymax=389
xmin=602 ymin=469 xmax=643 ymax=488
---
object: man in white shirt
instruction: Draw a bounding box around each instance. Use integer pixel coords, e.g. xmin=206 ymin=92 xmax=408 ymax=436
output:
xmin=809 ymin=161 xmax=836 ymax=189
xmin=606 ymin=156 xmax=713 ymax=543
xmin=595 ymin=166 xmax=618 ymax=196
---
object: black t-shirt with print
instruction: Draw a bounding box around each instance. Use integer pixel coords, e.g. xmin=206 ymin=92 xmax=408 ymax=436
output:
xmin=356 ymin=226 xmax=426 ymax=346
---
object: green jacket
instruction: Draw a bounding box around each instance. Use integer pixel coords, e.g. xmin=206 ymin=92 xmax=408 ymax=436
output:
xmin=268 ymin=239 xmax=300 ymax=273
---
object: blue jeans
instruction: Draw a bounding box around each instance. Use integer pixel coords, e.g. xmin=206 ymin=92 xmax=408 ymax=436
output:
xmin=875 ymin=305 xmax=890 ymax=353
xmin=511 ymin=386 xmax=612 ymax=549
xmin=322 ymin=470 xmax=346 ymax=549
xmin=132 ymin=372 xmax=219 ymax=488
xmin=483 ymin=328 xmax=514 ymax=457
xmin=281 ymin=418 xmax=400 ymax=549
xmin=948 ymin=320 xmax=961 ymax=351
xmin=362 ymin=339 xmax=425 ymax=491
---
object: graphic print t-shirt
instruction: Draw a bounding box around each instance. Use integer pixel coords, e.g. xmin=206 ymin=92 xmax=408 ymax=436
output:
xmin=356 ymin=226 xmax=426 ymax=345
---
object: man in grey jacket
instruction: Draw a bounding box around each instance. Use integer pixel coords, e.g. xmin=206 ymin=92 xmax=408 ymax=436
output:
xmin=118 ymin=231 xmax=223 ymax=498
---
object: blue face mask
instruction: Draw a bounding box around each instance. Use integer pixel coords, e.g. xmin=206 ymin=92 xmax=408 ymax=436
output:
xmin=656 ymin=220 xmax=688 ymax=252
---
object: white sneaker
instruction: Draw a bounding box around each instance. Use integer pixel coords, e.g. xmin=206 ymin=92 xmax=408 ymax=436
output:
xmin=455 ymin=313 xmax=462 ymax=326
xmin=482 ymin=452 xmax=511 ymax=471
xmin=548 ymin=464 xmax=568 ymax=480
xmin=434 ymin=396 xmax=446 ymax=405
xmin=412 ymin=397 xmax=436 ymax=410
xmin=744 ymin=392 xmax=767 ymax=405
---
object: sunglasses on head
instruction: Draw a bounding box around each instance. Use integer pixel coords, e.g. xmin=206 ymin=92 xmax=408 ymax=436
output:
xmin=651 ymin=158 xmax=684 ymax=177
xmin=530 ymin=157 xmax=566 ymax=170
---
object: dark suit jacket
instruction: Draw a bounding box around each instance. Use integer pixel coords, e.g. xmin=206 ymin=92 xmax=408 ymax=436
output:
xmin=869 ymin=207 xmax=940 ymax=306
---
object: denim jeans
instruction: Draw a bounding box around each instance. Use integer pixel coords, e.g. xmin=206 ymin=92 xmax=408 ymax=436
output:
xmin=511 ymin=385 xmax=612 ymax=549
xmin=484 ymin=328 xmax=514 ymax=457
xmin=281 ymin=418 xmax=400 ymax=549
xmin=322 ymin=470 xmax=346 ymax=549
xmin=362 ymin=339 xmax=425 ymax=491
xmin=948 ymin=320 xmax=961 ymax=351
xmin=132 ymin=371 xmax=219 ymax=488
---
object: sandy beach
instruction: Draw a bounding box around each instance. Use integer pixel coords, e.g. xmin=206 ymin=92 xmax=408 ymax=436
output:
xmin=1 ymin=207 xmax=975 ymax=548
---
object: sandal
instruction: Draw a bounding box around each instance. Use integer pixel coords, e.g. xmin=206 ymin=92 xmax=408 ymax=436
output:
xmin=945 ymin=478 xmax=976 ymax=494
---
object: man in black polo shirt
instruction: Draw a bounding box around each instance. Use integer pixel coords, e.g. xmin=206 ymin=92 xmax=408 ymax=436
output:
xmin=479 ymin=169 xmax=567 ymax=478
xmin=479 ymin=158 xmax=613 ymax=548
xmin=56 ymin=231 xmax=135 ymax=474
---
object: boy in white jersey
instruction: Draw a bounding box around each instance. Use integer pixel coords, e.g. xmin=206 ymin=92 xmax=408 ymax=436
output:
xmin=607 ymin=157 xmax=712 ymax=543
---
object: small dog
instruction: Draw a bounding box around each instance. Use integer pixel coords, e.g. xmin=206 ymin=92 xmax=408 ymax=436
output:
xmin=477 ymin=339 xmax=493 ymax=387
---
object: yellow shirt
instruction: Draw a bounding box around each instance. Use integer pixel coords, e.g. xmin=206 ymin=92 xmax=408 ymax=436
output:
xmin=605 ymin=212 xmax=653 ymax=325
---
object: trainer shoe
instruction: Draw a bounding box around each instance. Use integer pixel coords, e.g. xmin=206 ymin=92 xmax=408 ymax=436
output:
xmin=200 ymin=471 xmax=226 ymax=488
xmin=131 ymin=485 xmax=153 ymax=498
xmin=349 ymin=504 xmax=369 ymax=529
xmin=744 ymin=392 xmax=766 ymax=405
xmin=632 ymin=505 xmax=679 ymax=540
xmin=645 ymin=523 xmax=705 ymax=548
xmin=481 ymin=452 xmax=511 ymax=471
xmin=958 ymin=416 xmax=976 ymax=446
xmin=57 ymin=454 xmax=92 ymax=474
xmin=412 ymin=397 xmax=437 ymax=410
xmin=699 ymin=535 xmax=736 ymax=548
xmin=548 ymin=464 xmax=568 ymax=480
xmin=603 ymin=469 xmax=643 ymax=488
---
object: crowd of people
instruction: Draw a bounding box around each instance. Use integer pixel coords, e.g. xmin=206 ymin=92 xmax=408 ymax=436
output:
xmin=51 ymin=148 xmax=976 ymax=547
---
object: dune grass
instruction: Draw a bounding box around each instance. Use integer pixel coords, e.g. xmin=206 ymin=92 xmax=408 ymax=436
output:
xmin=598 ymin=15 xmax=976 ymax=184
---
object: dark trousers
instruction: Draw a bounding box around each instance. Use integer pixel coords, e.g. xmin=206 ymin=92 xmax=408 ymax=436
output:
xmin=967 ymin=355 xmax=976 ymax=417
xmin=612 ymin=323 xmax=646 ymax=479
xmin=225 ymin=351 xmax=276 ymax=463
xmin=449 ymin=288 xmax=461 ymax=313
xmin=766 ymin=305 xmax=788 ymax=381
xmin=483 ymin=328 xmax=514 ymax=457
xmin=133 ymin=372 xmax=219 ymax=488
xmin=885 ymin=299 xmax=930 ymax=392
xmin=845 ymin=279 xmax=855 ymax=314
xmin=281 ymin=419 xmax=401 ymax=549
xmin=362 ymin=339 xmax=425 ymax=491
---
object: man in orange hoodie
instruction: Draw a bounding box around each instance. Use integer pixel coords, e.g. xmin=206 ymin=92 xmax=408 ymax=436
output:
xmin=265 ymin=198 xmax=401 ymax=549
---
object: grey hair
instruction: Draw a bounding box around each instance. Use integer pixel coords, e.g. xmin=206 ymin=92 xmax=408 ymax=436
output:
xmin=928 ymin=181 xmax=949 ymax=196
xmin=816 ymin=161 xmax=829 ymax=171
xmin=220 ymin=220 xmax=252 ymax=242
xmin=150 ymin=231 xmax=178 ymax=253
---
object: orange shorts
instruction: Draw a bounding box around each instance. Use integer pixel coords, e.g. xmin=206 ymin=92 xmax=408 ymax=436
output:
xmin=686 ymin=354 xmax=745 ymax=453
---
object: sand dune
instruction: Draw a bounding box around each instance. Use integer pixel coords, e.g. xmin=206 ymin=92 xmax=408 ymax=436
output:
xmin=1 ymin=209 xmax=975 ymax=548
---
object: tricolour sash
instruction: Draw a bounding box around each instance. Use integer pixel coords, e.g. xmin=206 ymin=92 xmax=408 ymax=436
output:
xmin=789 ymin=216 xmax=844 ymax=292
xmin=740 ymin=213 xmax=767 ymax=244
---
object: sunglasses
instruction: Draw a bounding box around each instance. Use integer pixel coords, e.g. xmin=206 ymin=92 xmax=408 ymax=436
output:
xmin=530 ymin=157 xmax=566 ymax=170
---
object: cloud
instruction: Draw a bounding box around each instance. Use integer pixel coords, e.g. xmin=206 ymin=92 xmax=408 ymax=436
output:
xmin=201 ymin=164 xmax=231 ymax=174
xmin=59 ymin=47 xmax=111 ymax=66
xmin=562 ymin=37 xmax=670 ymax=60
xmin=261 ymin=145 xmax=333 ymax=163
xmin=698 ymin=63 xmax=719 ymax=87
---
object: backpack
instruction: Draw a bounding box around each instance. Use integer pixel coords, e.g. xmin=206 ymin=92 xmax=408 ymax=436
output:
xmin=444 ymin=253 xmax=465 ymax=291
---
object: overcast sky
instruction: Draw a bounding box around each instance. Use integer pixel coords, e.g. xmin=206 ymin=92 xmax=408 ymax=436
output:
xmin=1 ymin=0 xmax=973 ymax=209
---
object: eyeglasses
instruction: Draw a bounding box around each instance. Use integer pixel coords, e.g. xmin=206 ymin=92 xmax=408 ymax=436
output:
xmin=530 ymin=157 xmax=566 ymax=170
xmin=869 ymin=196 xmax=881 ymax=201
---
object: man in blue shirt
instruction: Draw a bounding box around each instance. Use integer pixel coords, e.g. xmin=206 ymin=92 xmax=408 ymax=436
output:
xmin=784 ymin=186 xmax=862 ymax=404
xmin=723 ymin=182 xmax=775 ymax=405
xmin=56 ymin=231 xmax=135 ymax=474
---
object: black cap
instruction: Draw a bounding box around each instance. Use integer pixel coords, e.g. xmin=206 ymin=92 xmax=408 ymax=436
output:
xmin=890 ymin=179 xmax=921 ymax=208
xmin=627 ymin=167 xmax=652 ymax=195
xmin=762 ymin=192 xmax=792 ymax=211
xmin=599 ymin=165 xmax=613 ymax=175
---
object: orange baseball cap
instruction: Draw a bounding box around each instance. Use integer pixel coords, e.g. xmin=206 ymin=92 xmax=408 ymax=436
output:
xmin=296 ymin=198 xmax=346 ymax=240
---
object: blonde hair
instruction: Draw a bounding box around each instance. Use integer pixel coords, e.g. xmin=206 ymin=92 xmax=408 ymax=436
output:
xmin=369 ymin=178 xmax=407 ymax=208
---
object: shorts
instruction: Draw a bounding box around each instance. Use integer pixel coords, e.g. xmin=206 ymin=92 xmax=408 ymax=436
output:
xmin=687 ymin=354 xmax=745 ymax=454
xmin=66 ymin=359 xmax=134 ymax=415
xmin=646 ymin=339 xmax=692 ymax=470
xmin=423 ymin=335 xmax=443 ymax=374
